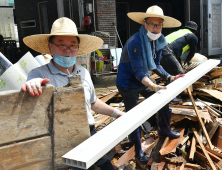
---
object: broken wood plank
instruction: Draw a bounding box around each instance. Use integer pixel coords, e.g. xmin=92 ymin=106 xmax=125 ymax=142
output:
xmin=204 ymin=146 xmax=222 ymax=159
xmin=206 ymin=122 xmax=220 ymax=139
xmin=216 ymin=163 xmax=222 ymax=170
xmin=192 ymin=127 xmax=217 ymax=170
xmin=169 ymin=104 xmax=195 ymax=109
xmin=99 ymin=90 xmax=119 ymax=102
xmin=159 ymin=136 xmax=169 ymax=161
xmin=194 ymin=156 xmax=211 ymax=169
xmin=197 ymin=98 xmax=222 ymax=115
xmin=113 ymin=145 xmax=135 ymax=168
xmin=0 ymin=86 xmax=55 ymax=145
xmin=207 ymin=106 xmax=220 ymax=118
xmin=159 ymin=129 xmax=184 ymax=155
xmin=144 ymin=138 xmax=159 ymax=155
xmin=189 ymin=136 xmax=196 ymax=161
xmin=195 ymin=91 xmax=212 ymax=97
xmin=170 ymin=104 xmax=211 ymax=119
xmin=216 ymin=160 xmax=222 ymax=170
xmin=160 ymin=137 xmax=169 ymax=153
xmin=188 ymin=87 xmax=214 ymax=149
xmin=197 ymin=145 xmax=222 ymax=162
xmin=180 ymin=136 xmax=189 ymax=146
xmin=215 ymin=80 xmax=218 ymax=88
xmin=147 ymin=157 xmax=154 ymax=166
xmin=150 ymin=138 xmax=165 ymax=170
xmin=187 ymin=139 xmax=191 ymax=146
xmin=157 ymin=160 xmax=167 ymax=170
xmin=95 ymin=116 xmax=110 ymax=128
xmin=193 ymin=81 xmax=206 ymax=86
xmin=213 ymin=87 xmax=222 ymax=93
xmin=185 ymin=163 xmax=201 ymax=170
xmin=94 ymin=115 xmax=108 ymax=122
xmin=212 ymin=125 xmax=222 ymax=150
xmin=179 ymin=161 xmax=185 ymax=170
xmin=150 ymin=73 xmax=160 ymax=80
xmin=195 ymin=151 xmax=208 ymax=162
xmin=206 ymin=149 xmax=221 ymax=162
xmin=62 ymin=59 xmax=220 ymax=169
xmin=199 ymin=88 xmax=222 ymax=102
xmin=165 ymin=157 xmax=201 ymax=169
xmin=110 ymin=103 xmax=125 ymax=107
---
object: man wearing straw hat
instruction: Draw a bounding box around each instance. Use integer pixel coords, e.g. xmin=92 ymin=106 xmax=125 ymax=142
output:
xmin=21 ymin=17 xmax=124 ymax=170
xmin=116 ymin=5 xmax=185 ymax=164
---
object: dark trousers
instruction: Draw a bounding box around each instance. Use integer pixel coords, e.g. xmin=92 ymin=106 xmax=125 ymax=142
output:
xmin=161 ymin=44 xmax=185 ymax=76
xmin=117 ymin=84 xmax=169 ymax=113
xmin=88 ymin=125 xmax=114 ymax=170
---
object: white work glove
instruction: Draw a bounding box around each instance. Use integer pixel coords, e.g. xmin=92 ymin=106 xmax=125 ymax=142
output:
xmin=111 ymin=108 xmax=125 ymax=119
xmin=21 ymin=78 xmax=49 ymax=96
xmin=169 ymin=74 xmax=185 ymax=83
xmin=151 ymin=84 xmax=167 ymax=92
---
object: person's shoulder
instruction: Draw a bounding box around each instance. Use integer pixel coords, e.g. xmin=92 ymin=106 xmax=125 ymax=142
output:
xmin=75 ymin=64 xmax=88 ymax=72
xmin=30 ymin=64 xmax=49 ymax=73
xmin=27 ymin=63 xmax=50 ymax=80
xmin=75 ymin=64 xmax=90 ymax=76
xmin=132 ymin=32 xmax=141 ymax=42
xmin=187 ymin=33 xmax=198 ymax=42
xmin=128 ymin=32 xmax=142 ymax=47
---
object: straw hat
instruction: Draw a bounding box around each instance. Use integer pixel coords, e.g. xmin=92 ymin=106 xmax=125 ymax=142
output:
xmin=23 ymin=17 xmax=104 ymax=56
xmin=127 ymin=5 xmax=181 ymax=28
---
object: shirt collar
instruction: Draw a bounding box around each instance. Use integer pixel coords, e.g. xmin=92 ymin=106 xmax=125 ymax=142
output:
xmin=48 ymin=60 xmax=82 ymax=76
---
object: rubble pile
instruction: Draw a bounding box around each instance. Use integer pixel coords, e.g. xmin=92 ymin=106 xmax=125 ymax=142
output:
xmin=93 ymin=66 xmax=222 ymax=170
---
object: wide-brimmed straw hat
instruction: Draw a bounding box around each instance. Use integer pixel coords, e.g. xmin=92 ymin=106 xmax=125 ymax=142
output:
xmin=127 ymin=5 xmax=181 ymax=28
xmin=23 ymin=17 xmax=103 ymax=56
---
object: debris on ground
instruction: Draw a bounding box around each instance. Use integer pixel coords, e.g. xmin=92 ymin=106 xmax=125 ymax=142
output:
xmin=93 ymin=65 xmax=222 ymax=170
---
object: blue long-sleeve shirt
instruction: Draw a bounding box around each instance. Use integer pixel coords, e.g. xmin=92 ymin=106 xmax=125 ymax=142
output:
xmin=116 ymin=32 xmax=169 ymax=88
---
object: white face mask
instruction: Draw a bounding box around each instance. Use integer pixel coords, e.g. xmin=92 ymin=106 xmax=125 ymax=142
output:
xmin=147 ymin=30 xmax=162 ymax=40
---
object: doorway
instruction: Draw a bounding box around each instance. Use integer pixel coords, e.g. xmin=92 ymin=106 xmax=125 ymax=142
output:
xmin=116 ymin=2 xmax=130 ymax=48
xmin=38 ymin=2 xmax=49 ymax=34
xmin=116 ymin=0 xmax=186 ymax=47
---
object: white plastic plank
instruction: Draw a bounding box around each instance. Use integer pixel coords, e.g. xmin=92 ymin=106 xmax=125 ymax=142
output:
xmin=62 ymin=59 xmax=220 ymax=169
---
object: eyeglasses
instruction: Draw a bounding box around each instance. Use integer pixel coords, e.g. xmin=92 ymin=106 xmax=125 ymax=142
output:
xmin=51 ymin=42 xmax=79 ymax=52
xmin=146 ymin=23 xmax=163 ymax=29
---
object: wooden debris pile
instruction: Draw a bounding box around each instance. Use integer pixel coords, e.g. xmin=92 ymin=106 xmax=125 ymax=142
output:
xmin=92 ymin=65 xmax=222 ymax=170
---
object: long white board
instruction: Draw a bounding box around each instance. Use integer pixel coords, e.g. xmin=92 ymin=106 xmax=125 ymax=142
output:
xmin=62 ymin=59 xmax=220 ymax=169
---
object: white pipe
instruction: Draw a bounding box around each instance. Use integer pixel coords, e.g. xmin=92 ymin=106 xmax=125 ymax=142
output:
xmin=62 ymin=59 xmax=220 ymax=169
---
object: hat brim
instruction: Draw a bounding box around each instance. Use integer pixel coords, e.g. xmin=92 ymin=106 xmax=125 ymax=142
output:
xmin=127 ymin=13 xmax=181 ymax=28
xmin=23 ymin=34 xmax=104 ymax=56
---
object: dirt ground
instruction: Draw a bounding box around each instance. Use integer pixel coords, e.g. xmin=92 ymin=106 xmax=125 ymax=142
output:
xmin=94 ymin=82 xmax=117 ymax=96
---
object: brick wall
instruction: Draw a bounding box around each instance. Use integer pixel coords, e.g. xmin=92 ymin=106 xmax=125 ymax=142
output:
xmin=94 ymin=0 xmax=117 ymax=57
xmin=14 ymin=0 xmax=58 ymax=56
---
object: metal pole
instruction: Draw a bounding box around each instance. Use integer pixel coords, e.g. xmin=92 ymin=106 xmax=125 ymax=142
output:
xmin=114 ymin=25 xmax=123 ymax=48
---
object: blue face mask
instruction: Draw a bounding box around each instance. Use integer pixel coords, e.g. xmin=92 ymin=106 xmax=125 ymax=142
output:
xmin=54 ymin=53 xmax=77 ymax=68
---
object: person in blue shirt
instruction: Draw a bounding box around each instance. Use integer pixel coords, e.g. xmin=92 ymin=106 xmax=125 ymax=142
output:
xmin=116 ymin=5 xmax=185 ymax=164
